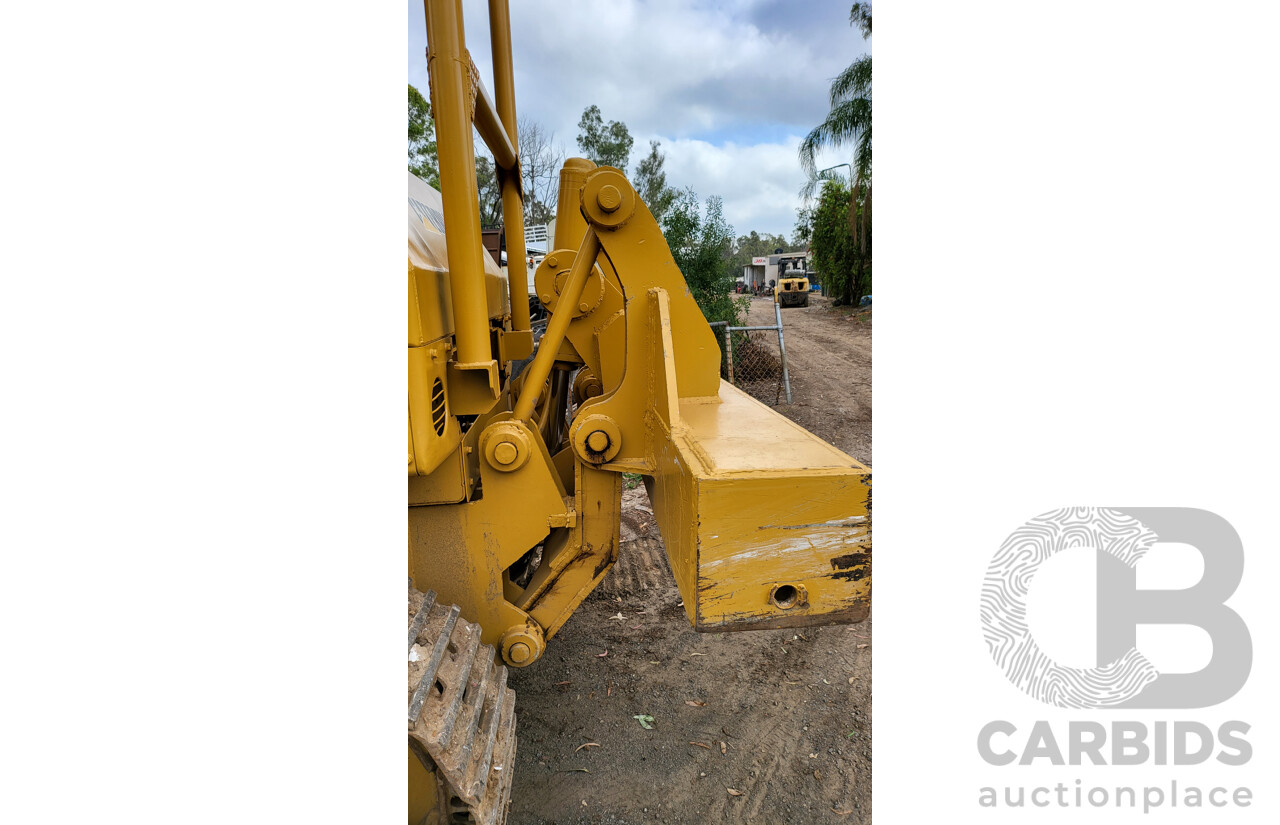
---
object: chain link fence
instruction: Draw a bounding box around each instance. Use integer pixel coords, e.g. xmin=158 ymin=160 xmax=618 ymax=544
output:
xmin=709 ymin=302 xmax=793 ymax=406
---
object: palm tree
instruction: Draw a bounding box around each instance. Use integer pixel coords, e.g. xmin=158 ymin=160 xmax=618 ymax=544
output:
xmin=799 ymin=2 xmax=872 ymax=300
xmin=799 ymin=4 xmax=872 ymax=248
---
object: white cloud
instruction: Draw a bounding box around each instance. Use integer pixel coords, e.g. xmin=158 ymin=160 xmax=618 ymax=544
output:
xmin=409 ymin=0 xmax=868 ymax=238
xmin=657 ymin=135 xmax=849 ymax=239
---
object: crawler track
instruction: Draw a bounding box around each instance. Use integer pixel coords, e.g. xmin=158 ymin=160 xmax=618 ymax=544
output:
xmin=408 ymin=585 xmax=517 ymax=825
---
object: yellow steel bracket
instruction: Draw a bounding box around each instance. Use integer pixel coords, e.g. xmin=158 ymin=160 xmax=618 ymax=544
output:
xmin=555 ymin=166 xmax=873 ymax=632
xmin=409 ymin=411 xmax=569 ymax=658
xmin=512 ymin=462 xmax=621 ymax=641
xmin=548 ymin=167 xmax=721 ymax=473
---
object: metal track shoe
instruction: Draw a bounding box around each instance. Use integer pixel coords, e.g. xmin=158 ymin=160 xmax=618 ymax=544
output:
xmin=408 ymin=585 xmax=517 ymax=825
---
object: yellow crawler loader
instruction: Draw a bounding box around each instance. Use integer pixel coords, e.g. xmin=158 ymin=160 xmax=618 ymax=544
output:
xmin=408 ymin=2 xmax=871 ymax=822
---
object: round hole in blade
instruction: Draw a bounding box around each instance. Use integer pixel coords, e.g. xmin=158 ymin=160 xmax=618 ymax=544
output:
xmin=771 ymin=584 xmax=800 ymax=609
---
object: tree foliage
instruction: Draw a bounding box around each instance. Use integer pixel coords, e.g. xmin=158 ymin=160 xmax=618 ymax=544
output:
xmin=799 ymin=4 xmax=872 ymax=205
xmin=725 ymin=230 xmax=798 ymax=283
xmin=793 ymin=206 xmax=814 ymax=248
xmin=518 ymin=117 xmax=564 ymax=226
xmin=570 ymin=107 xmax=744 ymax=327
xmin=633 ymin=139 xmax=676 ymax=223
xmin=799 ymin=4 xmax=872 ymax=303
xmin=850 ymin=1 xmax=872 ymax=37
xmin=810 ymin=179 xmax=870 ymax=306
xmin=576 ymin=104 xmax=634 ymax=171
xmin=474 ymin=152 xmax=502 ymax=229
xmin=661 ymin=190 xmax=747 ymax=327
xmin=408 ymin=84 xmax=439 ymax=186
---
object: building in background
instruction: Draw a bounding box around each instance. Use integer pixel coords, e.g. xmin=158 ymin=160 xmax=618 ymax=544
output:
xmin=741 ymin=251 xmax=815 ymax=292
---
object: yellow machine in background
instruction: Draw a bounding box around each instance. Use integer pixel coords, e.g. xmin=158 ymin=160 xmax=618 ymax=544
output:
xmin=408 ymin=2 xmax=870 ymax=823
xmin=774 ymin=253 xmax=812 ymax=307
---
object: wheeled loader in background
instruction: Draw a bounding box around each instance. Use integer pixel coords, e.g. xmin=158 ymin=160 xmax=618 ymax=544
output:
xmin=408 ymin=2 xmax=872 ymax=822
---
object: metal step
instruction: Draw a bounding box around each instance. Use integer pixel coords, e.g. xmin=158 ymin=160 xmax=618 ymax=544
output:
xmin=408 ymin=584 xmax=517 ymax=825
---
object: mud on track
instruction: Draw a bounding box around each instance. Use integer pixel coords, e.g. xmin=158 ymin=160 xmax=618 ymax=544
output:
xmin=506 ymin=297 xmax=872 ymax=824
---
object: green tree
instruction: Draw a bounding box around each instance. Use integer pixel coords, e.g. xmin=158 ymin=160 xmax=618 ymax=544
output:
xmin=408 ymin=84 xmax=438 ymax=186
xmin=799 ymin=3 xmax=872 ymax=221
xmin=633 ymin=139 xmax=676 ymax=223
xmin=810 ymin=179 xmax=870 ymax=306
xmin=661 ymin=190 xmax=746 ymax=328
xmin=800 ymin=4 xmax=872 ymax=303
xmin=724 ymin=230 xmax=797 ymax=284
xmin=474 ymin=152 xmax=502 ymax=229
xmin=576 ymin=104 xmax=634 ymax=170
xmin=793 ymin=206 xmax=814 ymax=248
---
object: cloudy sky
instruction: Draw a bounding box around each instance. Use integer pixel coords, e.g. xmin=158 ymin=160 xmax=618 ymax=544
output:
xmin=408 ymin=0 xmax=869 ymax=240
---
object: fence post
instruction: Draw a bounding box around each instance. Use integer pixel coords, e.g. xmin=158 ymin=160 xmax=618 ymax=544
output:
xmin=774 ymin=298 xmax=793 ymax=404
xmin=723 ymin=326 xmax=735 ymax=384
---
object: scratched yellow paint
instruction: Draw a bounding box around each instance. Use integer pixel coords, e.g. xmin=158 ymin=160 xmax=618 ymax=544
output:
xmin=649 ymin=383 xmax=871 ymax=630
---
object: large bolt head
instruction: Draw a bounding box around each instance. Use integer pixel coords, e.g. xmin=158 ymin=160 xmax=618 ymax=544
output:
xmin=596 ymin=185 xmax=622 ymax=213
xmin=493 ymin=441 xmax=518 ymax=466
xmin=545 ymin=255 xmax=559 ymax=268
xmin=573 ymin=413 xmax=622 ymax=464
xmin=481 ymin=421 xmax=532 ymax=472
xmin=508 ymin=642 xmax=531 ymax=664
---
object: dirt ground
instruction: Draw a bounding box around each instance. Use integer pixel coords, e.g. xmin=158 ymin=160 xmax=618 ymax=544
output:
xmin=506 ymin=295 xmax=872 ymax=824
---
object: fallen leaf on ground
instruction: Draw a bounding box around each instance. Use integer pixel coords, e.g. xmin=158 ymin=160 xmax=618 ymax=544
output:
xmin=609 ymin=613 xmax=625 ymax=621
xmin=848 ymin=677 xmax=855 ymax=684
xmin=685 ymin=700 xmax=706 ymax=707
xmin=689 ymin=741 xmax=712 ymax=750
xmin=633 ymin=714 xmax=655 ymax=730
xmin=815 ymin=769 xmax=823 ymax=780
xmin=575 ymin=742 xmax=600 ymax=753
xmin=727 ymin=788 xmax=744 ymax=797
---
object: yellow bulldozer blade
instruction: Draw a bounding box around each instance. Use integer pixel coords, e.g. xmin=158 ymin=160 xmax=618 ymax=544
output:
xmin=650 ymin=382 xmax=871 ymax=631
